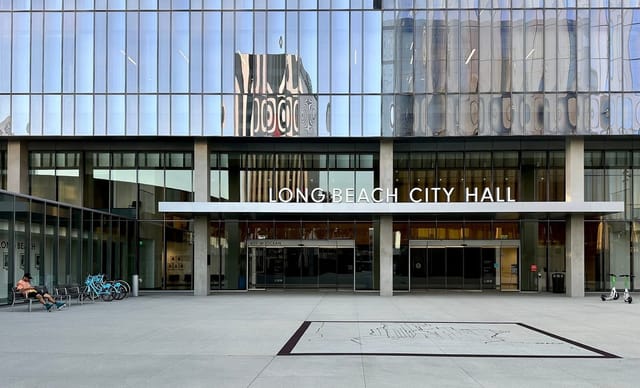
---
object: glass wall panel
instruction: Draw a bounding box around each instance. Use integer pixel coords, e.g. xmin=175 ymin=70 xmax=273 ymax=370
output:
xmin=331 ymin=11 xmax=349 ymax=93
xmin=12 ymin=12 xmax=30 ymax=93
xmin=139 ymin=11 xmax=158 ymax=93
xmin=57 ymin=207 xmax=70 ymax=285
xmin=203 ymin=11 xmax=221 ymax=93
xmin=107 ymin=12 xmax=125 ymax=93
xmin=76 ymin=12 xmax=94 ymax=93
xmin=171 ymin=12 xmax=189 ymax=93
xmin=190 ymin=12 xmax=203 ymax=93
xmin=27 ymin=204 xmax=42 ymax=284
xmin=45 ymin=204 xmax=58 ymax=288
xmin=43 ymin=12 xmax=62 ymax=93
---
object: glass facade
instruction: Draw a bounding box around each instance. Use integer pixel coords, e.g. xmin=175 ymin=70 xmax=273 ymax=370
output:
xmin=0 ymin=190 xmax=134 ymax=304
xmin=1 ymin=1 xmax=640 ymax=296
xmin=0 ymin=1 xmax=638 ymax=137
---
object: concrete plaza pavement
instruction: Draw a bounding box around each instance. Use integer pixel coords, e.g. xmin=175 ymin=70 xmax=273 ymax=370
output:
xmin=2 ymin=291 xmax=640 ymax=388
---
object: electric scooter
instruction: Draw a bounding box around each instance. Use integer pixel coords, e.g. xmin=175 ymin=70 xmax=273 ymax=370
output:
xmin=601 ymin=273 xmax=620 ymax=301
xmin=618 ymin=274 xmax=633 ymax=304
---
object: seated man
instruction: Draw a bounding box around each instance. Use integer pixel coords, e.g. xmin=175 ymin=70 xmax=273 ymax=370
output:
xmin=16 ymin=272 xmax=66 ymax=311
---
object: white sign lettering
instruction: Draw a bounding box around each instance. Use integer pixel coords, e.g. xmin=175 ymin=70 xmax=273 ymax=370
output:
xmin=269 ymin=187 xmax=515 ymax=203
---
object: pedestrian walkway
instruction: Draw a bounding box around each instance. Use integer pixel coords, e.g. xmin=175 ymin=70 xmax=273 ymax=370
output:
xmin=1 ymin=292 xmax=639 ymax=387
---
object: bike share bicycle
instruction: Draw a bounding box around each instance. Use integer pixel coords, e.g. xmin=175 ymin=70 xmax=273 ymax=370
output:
xmin=82 ymin=274 xmax=129 ymax=302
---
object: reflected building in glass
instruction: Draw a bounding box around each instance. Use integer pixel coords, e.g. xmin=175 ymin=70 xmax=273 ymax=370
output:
xmin=1 ymin=1 xmax=640 ymax=302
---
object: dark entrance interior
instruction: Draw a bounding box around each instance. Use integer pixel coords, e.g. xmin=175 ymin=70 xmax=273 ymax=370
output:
xmin=407 ymin=241 xmax=519 ymax=291
xmin=248 ymin=240 xmax=355 ymax=289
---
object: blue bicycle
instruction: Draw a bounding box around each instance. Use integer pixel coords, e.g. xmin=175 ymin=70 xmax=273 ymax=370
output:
xmin=83 ymin=274 xmax=116 ymax=302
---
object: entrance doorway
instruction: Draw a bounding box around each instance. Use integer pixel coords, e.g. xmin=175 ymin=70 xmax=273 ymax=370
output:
xmin=408 ymin=240 xmax=520 ymax=291
xmin=246 ymin=240 xmax=355 ymax=290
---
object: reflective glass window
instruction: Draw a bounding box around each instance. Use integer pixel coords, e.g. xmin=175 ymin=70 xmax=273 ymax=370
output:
xmin=30 ymin=95 xmax=43 ymax=136
xmin=610 ymin=9 xmax=623 ymax=92
xmin=190 ymin=12 xmax=203 ymax=93
xmin=285 ymin=9 xmax=298 ymax=54
xmin=139 ymin=11 xmax=158 ymax=93
xmin=44 ymin=12 xmax=62 ymax=93
xmin=94 ymin=95 xmax=106 ymax=135
xmin=171 ymin=95 xmax=189 ymax=135
xmin=76 ymin=12 xmax=94 ymax=93
xmin=331 ymin=11 xmax=349 ymax=93
xmin=203 ymin=95 xmax=222 ymax=136
xmin=11 ymin=95 xmax=29 ymax=136
xmin=299 ymin=11 xmax=318 ymax=90
xmin=267 ymin=11 xmax=285 ymax=54
xmin=107 ymin=12 xmax=125 ymax=92
xmin=75 ymin=95 xmax=93 ymax=136
xmin=126 ymin=95 xmax=138 ymax=135
xmin=318 ymin=12 xmax=330 ymax=93
xmin=30 ymin=12 xmax=44 ymax=93
xmin=222 ymin=12 xmax=234 ymax=93
xmin=171 ymin=12 xmax=189 ymax=93
xmin=203 ymin=12 xmax=221 ymax=93
xmin=43 ymin=94 xmax=61 ymax=135
xmin=94 ymin=12 xmax=107 ymax=93
xmin=62 ymin=13 xmax=75 ymax=93
xmin=12 ymin=12 xmax=30 ymax=93
xmin=107 ymin=95 xmax=125 ymax=135
xmin=62 ymin=94 xmax=74 ymax=135
xmin=190 ymin=95 xmax=203 ymax=136
xmin=126 ymin=12 xmax=139 ymax=93
xmin=158 ymin=95 xmax=170 ymax=135
xmin=624 ymin=10 xmax=640 ymax=91
xmin=139 ymin=95 xmax=158 ymax=135
xmin=158 ymin=12 xmax=170 ymax=93
xmin=363 ymin=11 xmax=381 ymax=94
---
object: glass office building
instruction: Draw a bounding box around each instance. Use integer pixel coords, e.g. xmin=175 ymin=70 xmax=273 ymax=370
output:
xmin=1 ymin=0 xmax=639 ymax=302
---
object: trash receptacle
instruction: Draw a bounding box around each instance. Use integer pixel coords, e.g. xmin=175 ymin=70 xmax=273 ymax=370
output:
xmin=551 ymin=272 xmax=565 ymax=293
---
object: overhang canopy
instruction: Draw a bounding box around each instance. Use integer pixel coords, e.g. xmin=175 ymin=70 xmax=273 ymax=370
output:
xmin=159 ymin=201 xmax=624 ymax=216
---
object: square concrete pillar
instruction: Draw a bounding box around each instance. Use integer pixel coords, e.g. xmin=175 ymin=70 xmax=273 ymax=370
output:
xmin=565 ymin=137 xmax=585 ymax=297
xmin=379 ymin=140 xmax=394 ymax=296
xmin=193 ymin=140 xmax=210 ymax=296
xmin=193 ymin=215 xmax=209 ymax=296
xmin=566 ymin=214 xmax=585 ymax=297
xmin=379 ymin=215 xmax=393 ymax=296
xmin=7 ymin=140 xmax=29 ymax=194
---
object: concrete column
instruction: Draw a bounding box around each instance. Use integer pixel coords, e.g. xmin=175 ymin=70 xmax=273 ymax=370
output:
xmin=566 ymin=214 xmax=585 ymax=297
xmin=379 ymin=140 xmax=394 ymax=296
xmin=565 ymin=137 xmax=585 ymax=297
xmin=193 ymin=215 xmax=209 ymax=296
xmin=565 ymin=137 xmax=584 ymax=203
xmin=7 ymin=140 xmax=29 ymax=194
xmin=193 ymin=140 xmax=210 ymax=296
xmin=379 ymin=216 xmax=393 ymax=296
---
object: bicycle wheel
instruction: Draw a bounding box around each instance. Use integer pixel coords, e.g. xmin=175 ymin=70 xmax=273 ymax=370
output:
xmin=113 ymin=282 xmax=128 ymax=300
xmin=118 ymin=280 xmax=131 ymax=297
xmin=101 ymin=285 xmax=115 ymax=302
xmin=83 ymin=286 xmax=97 ymax=302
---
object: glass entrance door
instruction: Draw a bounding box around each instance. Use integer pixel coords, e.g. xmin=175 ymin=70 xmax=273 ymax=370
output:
xmin=409 ymin=240 xmax=519 ymax=291
xmin=247 ymin=240 xmax=355 ymax=290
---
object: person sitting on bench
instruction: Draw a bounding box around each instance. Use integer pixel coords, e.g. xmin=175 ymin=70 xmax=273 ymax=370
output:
xmin=16 ymin=272 xmax=66 ymax=311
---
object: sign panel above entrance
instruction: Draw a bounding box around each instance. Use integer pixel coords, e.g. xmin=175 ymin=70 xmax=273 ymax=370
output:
xmin=159 ymin=201 xmax=623 ymax=215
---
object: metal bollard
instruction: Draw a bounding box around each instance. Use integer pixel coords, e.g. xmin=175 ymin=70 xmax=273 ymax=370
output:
xmin=132 ymin=274 xmax=139 ymax=297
